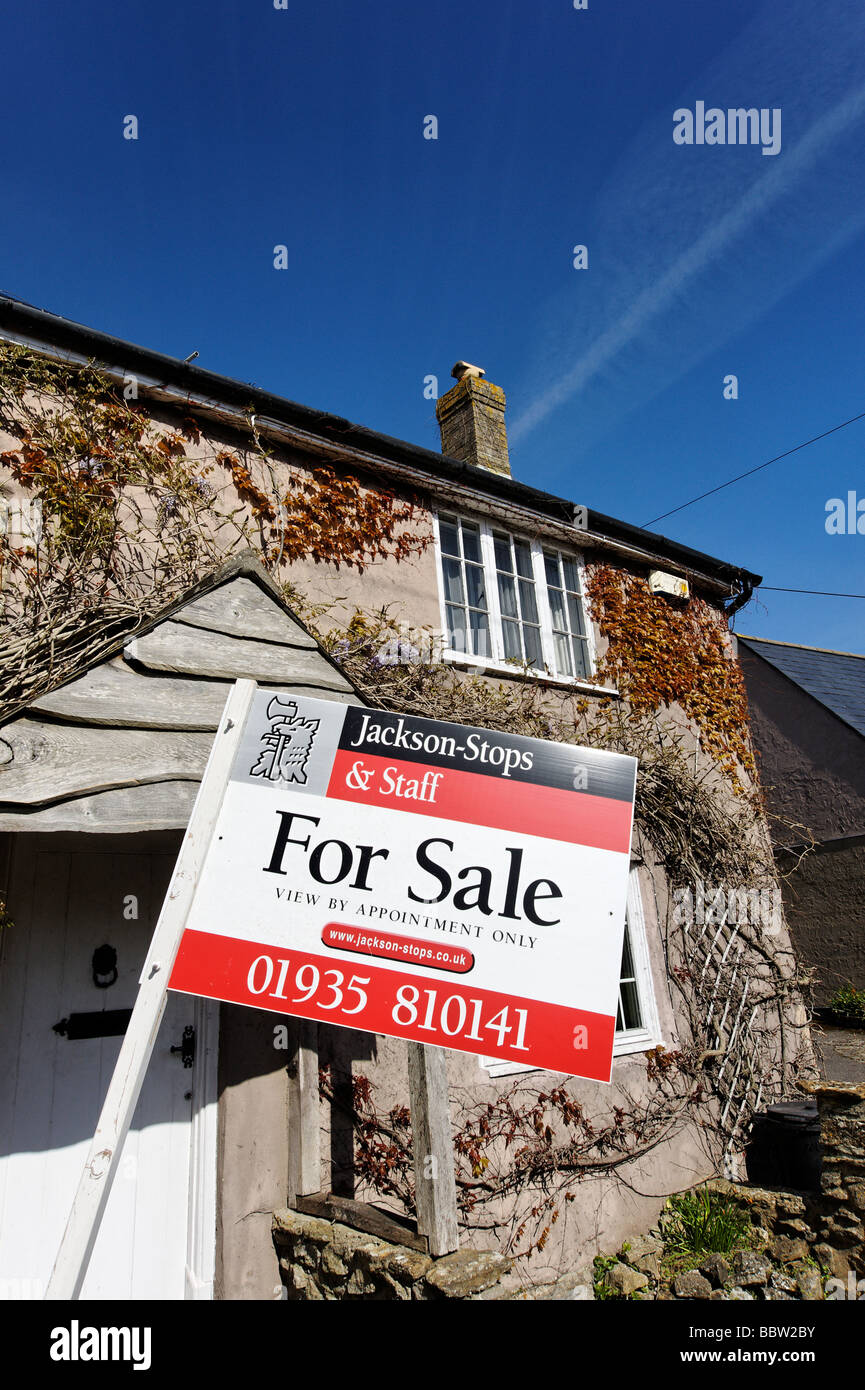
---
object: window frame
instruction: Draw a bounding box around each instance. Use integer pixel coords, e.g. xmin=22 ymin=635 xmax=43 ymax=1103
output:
xmin=480 ymin=865 xmax=662 ymax=1078
xmin=432 ymin=512 xmax=599 ymax=689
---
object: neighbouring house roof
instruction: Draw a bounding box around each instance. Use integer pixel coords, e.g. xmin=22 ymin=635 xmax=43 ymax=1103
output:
xmin=738 ymin=634 xmax=865 ymax=740
xmin=0 ymin=292 xmax=762 ymax=601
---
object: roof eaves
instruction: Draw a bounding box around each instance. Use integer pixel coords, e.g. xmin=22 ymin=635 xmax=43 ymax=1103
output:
xmin=0 ymin=293 xmax=761 ymax=595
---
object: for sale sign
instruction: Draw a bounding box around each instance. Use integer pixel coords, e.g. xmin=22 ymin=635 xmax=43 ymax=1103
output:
xmin=167 ymin=692 xmax=637 ymax=1081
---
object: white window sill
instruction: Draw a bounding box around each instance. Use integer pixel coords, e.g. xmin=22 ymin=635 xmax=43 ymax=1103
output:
xmin=480 ymin=1030 xmax=662 ymax=1079
xmin=441 ymin=650 xmax=619 ymax=697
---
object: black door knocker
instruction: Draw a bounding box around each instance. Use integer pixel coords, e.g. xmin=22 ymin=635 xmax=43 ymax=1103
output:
xmin=92 ymin=944 xmax=118 ymax=989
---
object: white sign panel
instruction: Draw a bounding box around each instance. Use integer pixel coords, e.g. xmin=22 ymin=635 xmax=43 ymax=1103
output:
xmin=167 ymin=692 xmax=637 ymax=1080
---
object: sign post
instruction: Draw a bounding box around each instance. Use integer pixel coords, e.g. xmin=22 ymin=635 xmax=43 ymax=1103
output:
xmin=45 ymin=680 xmax=257 ymax=1301
xmin=407 ymin=1042 xmax=459 ymax=1255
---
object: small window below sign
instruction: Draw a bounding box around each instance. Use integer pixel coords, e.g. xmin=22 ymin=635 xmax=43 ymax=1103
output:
xmin=480 ymin=866 xmax=661 ymax=1077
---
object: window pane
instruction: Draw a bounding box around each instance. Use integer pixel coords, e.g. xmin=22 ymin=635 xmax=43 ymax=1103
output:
xmin=548 ymin=586 xmax=567 ymax=629
xmin=619 ymin=980 xmax=642 ymax=1031
xmin=446 ymin=605 xmax=466 ymax=649
xmin=493 ymin=533 xmax=512 ymax=572
xmin=518 ymin=579 xmax=539 ymax=624
xmin=514 ymin=541 xmax=533 ymax=580
xmin=544 ymin=552 xmax=559 ymax=587
xmin=617 ymin=920 xmax=643 ymax=1033
xmin=462 ymin=524 xmax=482 ymax=564
xmin=566 ymin=592 xmax=585 ymax=637
xmin=562 ymin=558 xmax=579 ymax=591
xmin=440 ymin=520 xmax=460 ymax=557
xmin=465 ymin=563 xmax=486 ymax=609
xmin=469 ymin=609 xmax=490 ymax=656
xmin=501 ymin=619 xmax=521 ymax=660
xmin=523 ymin=625 xmax=543 ymax=669
xmin=554 ymin=633 xmax=572 ymax=675
xmin=620 ymin=928 xmax=635 ymax=979
xmin=572 ymin=637 xmax=590 ymax=680
xmin=442 ymin=557 xmax=464 ymax=605
xmin=497 ymin=573 xmax=518 ymax=619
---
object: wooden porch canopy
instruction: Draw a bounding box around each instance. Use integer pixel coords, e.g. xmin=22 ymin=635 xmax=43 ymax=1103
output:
xmin=0 ymin=555 xmax=356 ymax=832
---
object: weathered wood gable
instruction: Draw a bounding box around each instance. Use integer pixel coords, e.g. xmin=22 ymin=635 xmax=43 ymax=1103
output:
xmin=0 ymin=562 xmax=354 ymax=832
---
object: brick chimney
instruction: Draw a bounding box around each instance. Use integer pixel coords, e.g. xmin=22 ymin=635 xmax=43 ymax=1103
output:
xmin=435 ymin=362 xmax=511 ymax=476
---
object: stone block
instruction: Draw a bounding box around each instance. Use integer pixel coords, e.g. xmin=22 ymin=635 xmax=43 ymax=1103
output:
xmin=774 ymin=1193 xmax=807 ymax=1219
xmin=731 ymin=1250 xmax=772 ymax=1287
xmin=847 ymin=1184 xmax=865 ymax=1214
xmin=699 ymin=1254 xmax=731 ymax=1287
xmin=285 ymin=1264 xmax=323 ymax=1301
xmin=814 ymin=1243 xmax=849 ymax=1279
xmin=818 ymin=1215 xmax=863 ymax=1248
xmin=293 ymin=1240 xmax=322 ymax=1272
xmin=379 ymin=1247 xmax=433 ymax=1286
xmin=320 ymin=1245 xmax=349 ymax=1279
xmin=332 ymin=1224 xmax=391 ymax=1264
xmin=793 ymin=1265 xmax=824 ymax=1300
xmin=605 ymin=1262 xmax=649 ymax=1297
xmin=424 ymin=1249 xmax=512 ymax=1299
xmin=768 ymin=1235 xmax=809 ymax=1264
xmin=777 ymin=1217 xmax=814 ymax=1240
xmin=345 ymin=1267 xmax=376 ymax=1298
xmin=272 ymin=1209 xmax=333 ymax=1244
xmin=674 ymin=1270 xmax=713 ymax=1299
xmin=620 ymin=1234 xmax=663 ymax=1264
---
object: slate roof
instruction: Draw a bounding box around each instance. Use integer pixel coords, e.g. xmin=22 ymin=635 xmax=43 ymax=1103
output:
xmin=738 ymin=635 xmax=865 ymax=740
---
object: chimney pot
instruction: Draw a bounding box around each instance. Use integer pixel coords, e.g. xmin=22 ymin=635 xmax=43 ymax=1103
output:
xmin=451 ymin=361 xmax=486 ymax=381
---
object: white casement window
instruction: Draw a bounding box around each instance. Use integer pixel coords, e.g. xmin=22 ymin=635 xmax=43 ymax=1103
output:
xmin=481 ymin=866 xmax=661 ymax=1077
xmin=435 ymin=513 xmax=594 ymax=683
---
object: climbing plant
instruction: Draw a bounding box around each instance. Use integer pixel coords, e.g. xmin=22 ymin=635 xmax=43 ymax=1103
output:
xmin=583 ymin=562 xmax=755 ymax=782
xmin=0 ymin=342 xmax=429 ymax=720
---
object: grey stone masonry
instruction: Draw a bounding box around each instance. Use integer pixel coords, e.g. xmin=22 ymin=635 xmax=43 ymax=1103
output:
xmin=272 ymin=1208 xmax=594 ymax=1300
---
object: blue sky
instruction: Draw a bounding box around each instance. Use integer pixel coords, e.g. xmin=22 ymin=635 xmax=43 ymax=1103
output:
xmin=2 ymin=0 xmax=864 ymax=650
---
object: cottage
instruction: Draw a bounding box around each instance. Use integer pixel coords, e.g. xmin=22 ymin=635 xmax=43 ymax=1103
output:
xmin=0 ymin=295 xmax=812 ymax=1299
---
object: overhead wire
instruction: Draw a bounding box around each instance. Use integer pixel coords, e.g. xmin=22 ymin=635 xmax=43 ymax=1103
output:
xmin=643 ymin=409 xmax=865 ymax=526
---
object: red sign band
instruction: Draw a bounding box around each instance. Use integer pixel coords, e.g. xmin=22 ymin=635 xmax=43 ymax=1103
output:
xmin=169 ymin=927 xmax=616 ymax=1079
xmin=327 ymin=750 xmax=634 ymax=854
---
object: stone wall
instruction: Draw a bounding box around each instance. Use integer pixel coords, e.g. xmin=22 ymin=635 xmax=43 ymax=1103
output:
xmin=804 ymin=1078 xmax=865 ymax=1262
xmin=596 ymin=1081 xmax=865 ymax=1301
xmin=272 ymin=1210 xmax=595 ymax=1301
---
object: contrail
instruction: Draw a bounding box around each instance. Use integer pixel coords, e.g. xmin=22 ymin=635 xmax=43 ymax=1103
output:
xmin=511 ymin=81 xmax=865 ymax=445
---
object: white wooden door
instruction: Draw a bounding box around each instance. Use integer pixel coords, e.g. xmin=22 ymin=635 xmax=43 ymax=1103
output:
xmin=0 ymin=832 xmax=217 ymax=1300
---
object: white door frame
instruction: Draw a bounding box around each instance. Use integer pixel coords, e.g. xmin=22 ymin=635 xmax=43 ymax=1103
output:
xmin=186 ymin=995 xmax=220 ymax=1300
